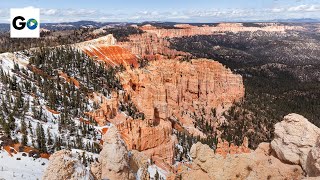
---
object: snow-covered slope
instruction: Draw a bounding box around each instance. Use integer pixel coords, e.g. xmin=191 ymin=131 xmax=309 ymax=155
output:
xmin=0 ymin=150 xmax=48 ymax=180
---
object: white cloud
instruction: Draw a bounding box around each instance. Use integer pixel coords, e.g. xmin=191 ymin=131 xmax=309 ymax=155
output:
xmin=41 ymin=9 xmax=57 ymax=16
xmin=288 ymin=4 xmax=320 ymax=12
xmin=1 ymin=4 xmax=320 ymax=23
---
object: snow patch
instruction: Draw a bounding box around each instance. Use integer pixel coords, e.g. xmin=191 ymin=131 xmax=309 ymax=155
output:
xmin=0 ymin=150 xmax=48 ymax=180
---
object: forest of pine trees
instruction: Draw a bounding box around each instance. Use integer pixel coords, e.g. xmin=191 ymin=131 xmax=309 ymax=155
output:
xmin=0 ymin=45 xmax=147 ymax=164
xmin=0 ymin=46 xmax=121 ymax=157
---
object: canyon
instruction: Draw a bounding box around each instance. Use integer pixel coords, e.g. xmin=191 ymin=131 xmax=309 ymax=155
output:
xmin=0 ymin=22 xmax=318 ymax=180
xmin=85 ymin=58 xmax=245 ymax=168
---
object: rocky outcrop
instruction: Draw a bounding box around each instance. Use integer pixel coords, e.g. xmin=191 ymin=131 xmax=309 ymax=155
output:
xmin=119 ymin=33 xmax=188 ymax=60
xmin=271 ymin=113 xmax=320 ymax=172
xmin=92 ymin=126 xmax=135 ymax=180
xmin=116 ymin=118 xmax=176 ymax=166
xmin=215 ymin=137 xmax=251 ymax=157
xmin=306 ymin=137 xmax=320 ymax=177
xmin=43 ymin=150 xmax=93 ymax=180
xmin=77 ymin=34 xmax=138 ymax=67
xmin=119 ymin=59 xmax=244 ymax=134
xmin=83 ymin=45 xmax=138 ymax=67
xmin=75 ymin=34 xmax=116 ymax=48
xmin=183 ymin=142 xmax=303 ymax=180
xmin=86 ymin=92 xmax=123 ymax=126
xmin=129 ymin=150 xmax=150 ymax=180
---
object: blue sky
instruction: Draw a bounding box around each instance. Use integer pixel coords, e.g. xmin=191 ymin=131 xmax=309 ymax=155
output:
xmin=1 ymin=0 xmax=320 ymax=23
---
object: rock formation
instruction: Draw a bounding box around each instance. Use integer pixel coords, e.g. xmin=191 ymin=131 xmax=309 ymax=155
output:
xmin=119 ymin=33 xmax=188 ymax=60
xmin=43 ymin=150 xmax=93 ymax=180
xmin=77 ymin=34 xmax=138 ymax=67
xmin=306 ymin=137 xmax=320 ymax=177
xmin=91 ymin=126 xmax=135 ymax=180
xmin=181 ymin=142 xmax=303 ymax=180
xmin=139 ymin=23 xmax=303 ymax=38
xmin=215 ymin=137 xmax=251 ymax=157
xmin=271 ymin=113 xmax=320 ymax=172
xmin=75 ymin=34 xmax=117 ymax=48
xmin=84 ymin=58 xmax=244 ymax=167
xmin=116 ymin=119 xmax=176 ymax=167
xmin=129 ymin=150 xmax=150 ymax=180
xmin=43 ymin=112 xmax=320 ymax=180
xmin=119 ymin=59 xmax=244 ymax=133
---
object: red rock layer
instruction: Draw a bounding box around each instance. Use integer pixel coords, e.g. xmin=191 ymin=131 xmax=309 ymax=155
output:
xmin=83 ymin=45 xmax=138 ymax=67
xmin=215 ymin=137 xmax=251 ymax=157
xmin=119 ymin=33 xmax=188 ymax=60
xmin=116 ymin=119 xmax=176 ymax=165
xmin=140 ymin=23 xmax=303 ymax=38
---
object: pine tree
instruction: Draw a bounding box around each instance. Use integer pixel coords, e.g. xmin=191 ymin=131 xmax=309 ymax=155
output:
xmin=82 ymin=151 xmax=87 ymax=166
xmin=36 ymin=123 xmax=47 ymax=153
xmin=47 ymin=128 xmax=53 ymax=146
xmin=155 ymin=170 xmax=160 ymax=180
xmin=8 ymin=114 xmax=15 ymax=131
xmin=21 ymin=119 xmax=27 ymax=134
xmin=22 ymin=134 xmax=28 ymax=146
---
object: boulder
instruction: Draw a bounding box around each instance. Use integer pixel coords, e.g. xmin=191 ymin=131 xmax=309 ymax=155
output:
xmin=271 ymin=113 xmax=320 ymax=171
xmin=43 ymin=150 xmax=93 ymax=180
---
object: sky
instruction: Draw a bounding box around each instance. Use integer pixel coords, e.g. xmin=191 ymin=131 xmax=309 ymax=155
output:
xmin=1 ymin=0 xmax=320 ymax=23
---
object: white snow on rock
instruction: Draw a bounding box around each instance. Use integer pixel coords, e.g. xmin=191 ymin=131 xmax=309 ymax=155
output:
xmin=148 ymin=164 xmax=167 ymax=180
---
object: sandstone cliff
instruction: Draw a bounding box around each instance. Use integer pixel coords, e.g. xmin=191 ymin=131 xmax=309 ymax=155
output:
xmin=43 ymin=113 xmax=320 ymax=180
xmin=77 ymin=34 xmax=138 ymax=67
xmin=116 ymin=118 xmax=176 ymax=167
xmin=119 ymin=33 xmax=188 ymax=60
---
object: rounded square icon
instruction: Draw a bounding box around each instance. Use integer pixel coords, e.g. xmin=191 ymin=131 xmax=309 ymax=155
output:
xmin=10 ymin=7 xmax=40 ymax=38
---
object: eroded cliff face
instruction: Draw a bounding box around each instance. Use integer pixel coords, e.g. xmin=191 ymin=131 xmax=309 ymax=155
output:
xmin=119 ymin=59 xmax=244 ymax=132
xmin=74 ymin=33 xmax=245 ymax=172
xmin=116 ymin=118 xmax=177 ymax=169
xmin=77 ymin=34 xmax=138 ymax=67
xmin=84 ymin=58 xmax=245 ymax=167
xmin=140 ymin=23 xmax=303 ymax=38
xmin=119 ymin=33 xmax=188 ymax=60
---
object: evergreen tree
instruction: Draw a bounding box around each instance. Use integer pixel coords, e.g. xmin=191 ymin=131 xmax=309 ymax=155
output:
xmin=21 ymin=119 xmax=27 ymax=134
xmin=22 ymin=134 xmax=28 ymax=146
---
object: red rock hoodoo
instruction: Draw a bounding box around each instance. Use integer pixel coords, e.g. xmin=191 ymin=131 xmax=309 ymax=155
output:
xmin=119 ymin=59 xmax=245 ymax=136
